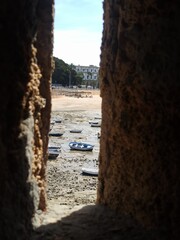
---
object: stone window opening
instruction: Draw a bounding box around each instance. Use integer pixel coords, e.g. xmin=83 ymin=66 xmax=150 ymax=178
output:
xmin=0 ymin=1 xmax=179 ymax=239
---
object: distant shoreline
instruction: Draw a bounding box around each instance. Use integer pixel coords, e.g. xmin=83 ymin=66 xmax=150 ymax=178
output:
xmin=52 ymin=88 xmax=100 ymax=98
xmin=51 ymin=90 xmax=101 ymax=112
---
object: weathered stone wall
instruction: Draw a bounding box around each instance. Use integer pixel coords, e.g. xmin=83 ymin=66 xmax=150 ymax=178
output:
xmin=98 ymin=0 xmax=180 ymax=239
xmin=33 ymin=0 xmax=54 ymax=212
xmin=0 ymin=0 xmax=54 ymax=239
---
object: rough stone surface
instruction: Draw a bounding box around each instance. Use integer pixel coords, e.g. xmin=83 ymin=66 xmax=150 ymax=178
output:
xmin=0 ymin=0 xmax=54 ymax=239
xmin=98 ymin=1 xmax=180 ymax=239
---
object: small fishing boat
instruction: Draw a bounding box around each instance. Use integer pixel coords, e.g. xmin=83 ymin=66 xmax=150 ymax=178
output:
xmin=49 ymin=132 xmax=63 ymax=137
xmin=70 ymin=129 xmax=82 ymax=133
xmin=89 ymin=120 xmax=99 ymax=124
xmin=82 ymin=167 xmax=98 ymax=176
xmin=91 ymin=121 xmax=101 ymax=127
xmin=48 ymin=146 xmax=61 ymax=159
xmin=55 ymin=119 xmax=62 ymax=123
xmin=48 ymin=146 xmax=61 ymax=151
xmin=69 ymin=142 xmax=94 ymax=151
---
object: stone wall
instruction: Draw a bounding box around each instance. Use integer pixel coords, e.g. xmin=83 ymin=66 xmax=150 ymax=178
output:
xmin=0 ymin=0 xmax=54 ymax=239
xmin=98 ymin=1 xmax=180 ymax=239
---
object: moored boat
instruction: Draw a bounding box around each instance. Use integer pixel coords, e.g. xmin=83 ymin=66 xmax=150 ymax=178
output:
xmin=89 ymin=120 xmax=99 ymax=124
xmin=55 ymin=119 xmax=62 ymax=123
xmin=82 ymin=167 xmax=98 ymax=176
xmin=69 ymin=129 xmax=82 ymax=133
xmin=48 ymin=146 xmax=61 ymax=159
xmin=69 ymin=142 xmax=94 ymax=151
xmin=49 ymin=132 xmax=63 ymax=137
xmin=91 ymin=122 xmax=101 ymax=127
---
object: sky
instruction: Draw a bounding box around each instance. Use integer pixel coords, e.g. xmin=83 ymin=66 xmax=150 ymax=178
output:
xmin=53 ymin=0 xmax=103 ymax=67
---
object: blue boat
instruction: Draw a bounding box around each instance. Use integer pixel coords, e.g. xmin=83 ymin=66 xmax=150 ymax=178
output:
xmin=69 ymin=142 xmax=94 ymax=151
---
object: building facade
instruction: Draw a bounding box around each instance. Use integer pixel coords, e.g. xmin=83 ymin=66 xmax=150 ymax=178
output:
xmin=74 ymin=65 xmax=99 ymax=81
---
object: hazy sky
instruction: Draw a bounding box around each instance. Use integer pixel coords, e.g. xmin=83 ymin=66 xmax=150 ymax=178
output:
xmin=53 ymin=0 xmax=103 ymax=66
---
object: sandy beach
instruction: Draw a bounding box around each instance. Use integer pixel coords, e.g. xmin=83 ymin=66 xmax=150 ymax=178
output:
xmin=34 ymin=90 xmax=102 ymax=226
xmin=51 ymin=90 xmax=101 ymax=112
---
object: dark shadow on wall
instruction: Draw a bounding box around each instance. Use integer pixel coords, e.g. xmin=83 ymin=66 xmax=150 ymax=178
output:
xmin=0 ymin=0 xmax=54 ymax=239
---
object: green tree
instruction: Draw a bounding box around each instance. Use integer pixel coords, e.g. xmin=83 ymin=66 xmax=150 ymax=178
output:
xmin=52 ymin=57 xmax=83 ymax=87
xmin=52 ymin=57 xmax=69 ymax=86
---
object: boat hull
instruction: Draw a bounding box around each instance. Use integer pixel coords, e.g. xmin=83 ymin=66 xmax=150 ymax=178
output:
xmin=48 ymin=146 xmax=61 ymax=159
xmin=70 ymin=129 xmax=82 ymax=133
xmin=82 ymin=167 xmax=98 ymax=176
xmin=69 ymin=142 xmax=94 ymax=151
xmin=49 ymin=132 xmax=63 ymax=137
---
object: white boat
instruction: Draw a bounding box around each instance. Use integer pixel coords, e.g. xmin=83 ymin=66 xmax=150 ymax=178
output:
xmin=89 ymin=120 xmax=99 ymax=124
xmin=82 ymin=167 xmax=98 ymax=176
xmin=91 ymin=122 xmax=101 ymax=127
xmin=69 ymin=142 xmax=94 ymax=151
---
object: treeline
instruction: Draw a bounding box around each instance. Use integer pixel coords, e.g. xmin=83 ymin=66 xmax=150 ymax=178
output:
xmin=52 ymin=57 xmax=83 ymax=87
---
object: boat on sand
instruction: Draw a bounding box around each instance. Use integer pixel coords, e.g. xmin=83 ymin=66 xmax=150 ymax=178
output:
xmin=69 ymin=129 xmax=82 ymax=133
xmin=69 ymin=142 xmax=94 ymax=151
xmin=49 ymin=132 xmax=63 ymax=137
xmin=48 ymin=146 xmax=61 ymax=159
xmin=91 ymin=122 xmax=101 ymax=127
xmin=82 ymin=167 xmax=98 ymax=176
